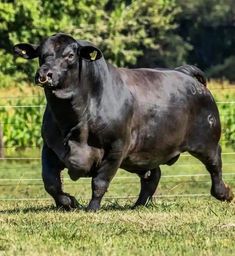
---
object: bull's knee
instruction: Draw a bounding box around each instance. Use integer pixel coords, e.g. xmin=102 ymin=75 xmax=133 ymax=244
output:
xmin=44 ymin=184 xmax=59 ymax=196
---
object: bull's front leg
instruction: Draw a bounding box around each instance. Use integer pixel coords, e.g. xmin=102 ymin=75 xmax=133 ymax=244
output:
xmin=87 ymin=150 xmax=123 ymax=211
xmin=42 ymin=144 xmax=79 ymax=210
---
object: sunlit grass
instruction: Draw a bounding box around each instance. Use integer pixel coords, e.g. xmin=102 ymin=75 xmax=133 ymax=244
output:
xmin=0 ymin=198 xmax=234 ymax=256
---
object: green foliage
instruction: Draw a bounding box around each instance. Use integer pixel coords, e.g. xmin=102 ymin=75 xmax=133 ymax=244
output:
xmin=0 ymin=95 xmax=45 ymax=149
xmin=0 ymin=0 xmax=180 ymax=86
xmin=99 ymin=0 xmax=181 ymax=66
xmin=220 ymin=95 xmax=235 ymax=150
xmin=0 ymin=1 xmax=234 ymax=150
xmin=0 ymin=0 xmax=235 ymax=85
xmin=1 ymin=88 xmax=235 ymax=152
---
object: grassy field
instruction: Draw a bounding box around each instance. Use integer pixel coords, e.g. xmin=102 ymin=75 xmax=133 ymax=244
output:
xmin=0 ymin=198 xmax=234 ymax=256
xmin=0 ymin=154 xmax=235 ymax=256
xmin=0 ymin=81 xmax=235 ymax=255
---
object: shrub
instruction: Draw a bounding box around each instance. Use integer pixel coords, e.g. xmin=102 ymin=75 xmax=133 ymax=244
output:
xmin=219 ymin=95 xmax=235 ymax=150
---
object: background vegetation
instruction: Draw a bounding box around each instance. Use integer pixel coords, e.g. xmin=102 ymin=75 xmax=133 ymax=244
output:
xmin=0 ymin=0 xmax=234 ymax=150
xmin=0 ymin=0 xmax=235 ymax=87
xmin=1 ymin=81 xmax=234 ymax=152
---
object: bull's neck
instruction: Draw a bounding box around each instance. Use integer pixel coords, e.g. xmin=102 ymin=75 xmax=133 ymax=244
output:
xmin=80 ymin=60 xmax=116 ymax=107
xmin=44 ymin=87 xmax=89 ymax=136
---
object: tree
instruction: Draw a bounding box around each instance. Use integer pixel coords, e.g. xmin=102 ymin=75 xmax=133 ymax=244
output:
xmin=175 ymin=0 xmax=235 ymax=80
xmin=0 ymin=0 xmax=181 ymax=86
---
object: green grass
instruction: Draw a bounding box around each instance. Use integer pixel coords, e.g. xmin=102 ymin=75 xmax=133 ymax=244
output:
xmin=0 ymin=199 xmax=234 ymax=255
xmin=0 ymin=152 xmax=235 ymax=256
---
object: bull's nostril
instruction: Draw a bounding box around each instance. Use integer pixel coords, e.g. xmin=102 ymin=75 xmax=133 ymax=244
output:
xmin=47 ymin=71 xmax=53 ymax=79
xmin=38 ymin=76 xmax=48 ymax=84
xmin=36 ymin=71 xmax=53 ymax=85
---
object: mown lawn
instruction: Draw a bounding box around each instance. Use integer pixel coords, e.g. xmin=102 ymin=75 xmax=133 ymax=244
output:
xmin=0 ymin=153 xmax=234 ymax=256
xmin=0 ymin=198 xmax=234 ymax=255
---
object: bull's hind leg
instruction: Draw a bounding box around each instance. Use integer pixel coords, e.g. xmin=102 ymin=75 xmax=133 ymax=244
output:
xmin=42 ymin=144 xmax=79 ymax=210
xmin=133 ymin=167 xmax=161 ymax=208
xmin=190 ymin=145 xmax=233 ymax=202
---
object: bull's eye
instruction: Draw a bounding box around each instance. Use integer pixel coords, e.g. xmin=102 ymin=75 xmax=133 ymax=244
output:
xmin=68 ymin=53 xmax=75 ymax=60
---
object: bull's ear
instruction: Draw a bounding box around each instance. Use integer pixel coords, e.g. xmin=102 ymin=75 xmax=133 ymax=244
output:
xmin=79 ymin=46 xmax=102 ymax=61
xmin=13 ymin=43 xmax=39 ymax=59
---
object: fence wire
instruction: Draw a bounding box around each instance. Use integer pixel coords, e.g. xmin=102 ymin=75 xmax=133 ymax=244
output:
xmin=0 ymin=93 xmax=234 ymax=203
xmin=1 ymin=100 xmax=235 ymax=109
xmin=1 ymin=152 xmax=235 ymax=161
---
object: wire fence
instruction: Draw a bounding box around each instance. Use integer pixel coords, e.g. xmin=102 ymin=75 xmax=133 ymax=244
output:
xmin=0 ymin=101 xmax=235 ymax=109
xmin=1 ymin=173 xmax=235 ymax=182
xmin=1 ymin=152 xmax=235 ymax=161
xmin=0 ymin=94 xmax=234 ymax=203
xmin=0 ymin=85 xmax=234 ymax=101
xmin=0 ymin=172 xmax=234 ymax=202
xmin=1 ymin=162 xmax=235 ymax=169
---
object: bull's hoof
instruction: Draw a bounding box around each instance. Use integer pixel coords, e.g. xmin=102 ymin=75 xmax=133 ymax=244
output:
xmin=56 ymin=194 xmax=80 ymax=211
xmin=86 ymin=200 xmax=100 ymax=212
xmin=132 ymin=196 xmax=153 ymax=209
xmin=132 ymin=201 xmax=147 ymax=209
xmin=211 ymin=184 xmax=234 ymax=202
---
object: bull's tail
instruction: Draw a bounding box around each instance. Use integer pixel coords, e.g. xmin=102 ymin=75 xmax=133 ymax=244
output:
xmin=175 ymin=65 xmax=207 ymax=87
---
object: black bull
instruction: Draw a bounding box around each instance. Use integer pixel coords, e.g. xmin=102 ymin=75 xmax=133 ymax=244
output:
xmin=13 ymin=33 xmax=233 ymax=211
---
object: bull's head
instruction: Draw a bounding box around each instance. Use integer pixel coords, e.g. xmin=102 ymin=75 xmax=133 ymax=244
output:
xmin=13 ymin=33 xmax=102 ymax=90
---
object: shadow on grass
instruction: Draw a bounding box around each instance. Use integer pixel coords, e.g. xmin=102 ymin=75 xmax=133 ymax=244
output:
xmin=0 ymin=200 xmax=157 ymax=214
xmin=0 ymin=205 xmax=57 ymax=214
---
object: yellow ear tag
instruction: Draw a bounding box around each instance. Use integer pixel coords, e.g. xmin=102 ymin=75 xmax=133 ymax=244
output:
xmin=90 ymin=50 xmax=97 ymax=61
xmin=21 ymin=50 xmax=26 ymax=55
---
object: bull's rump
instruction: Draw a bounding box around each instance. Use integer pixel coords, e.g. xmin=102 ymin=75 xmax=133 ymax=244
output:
xmin=120 ymin=68 xmax=220 ymax=171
